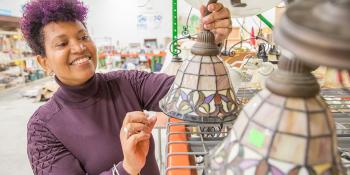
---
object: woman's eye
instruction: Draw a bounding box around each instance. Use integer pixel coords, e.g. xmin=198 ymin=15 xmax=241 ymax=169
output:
xmin=56 ymin=42 xmax=67 ymax=48
xmin=81 ymin=35 xmax=90 ymax=40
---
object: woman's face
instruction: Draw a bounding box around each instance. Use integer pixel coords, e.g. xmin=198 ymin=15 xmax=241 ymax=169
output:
xmin=38 ymin=20 xmax=97 ymax=86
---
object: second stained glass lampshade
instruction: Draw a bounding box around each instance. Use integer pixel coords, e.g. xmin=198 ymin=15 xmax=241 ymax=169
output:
xmin=205 ymin=55 xmax=345 ymax=174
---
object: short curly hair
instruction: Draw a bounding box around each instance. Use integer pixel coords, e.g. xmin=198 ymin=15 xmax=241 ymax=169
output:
xmin=20 ymin=0 xmax=88 ymax=56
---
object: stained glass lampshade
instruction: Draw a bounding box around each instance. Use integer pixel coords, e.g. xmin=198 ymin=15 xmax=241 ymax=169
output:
xmin=274 ymin=0 xmax=350 ymax=69
xmin=205 ymin=55 xmax=345 ymax=174
xmin=159 ymin=0 xmax=240 ymax=123
xmin=184 ymin=0 xmax=281 ymax=17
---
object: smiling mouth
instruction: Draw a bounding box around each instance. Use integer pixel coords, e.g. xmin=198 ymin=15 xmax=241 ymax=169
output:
xmin=70 ymin=56 xmax=92 ymax=65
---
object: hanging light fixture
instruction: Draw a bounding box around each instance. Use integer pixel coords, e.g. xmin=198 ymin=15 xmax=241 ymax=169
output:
xmin=205 ymin=52 xmax=345 ymax=174
xmin=274 ymin=0 xmax=350 ymax=69
xmin=159 ymin=0 xmax=240 ymax=123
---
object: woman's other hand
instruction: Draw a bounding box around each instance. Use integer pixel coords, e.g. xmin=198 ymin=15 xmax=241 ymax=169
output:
xmin=120 ymin=111 xmax=157 ymax=175
xmin=200 ymin=2 xmax=232 ymax=44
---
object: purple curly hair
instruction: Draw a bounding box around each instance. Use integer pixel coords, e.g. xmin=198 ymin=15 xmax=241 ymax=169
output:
xmin=20 ymin=0 xmax=88 ymax=56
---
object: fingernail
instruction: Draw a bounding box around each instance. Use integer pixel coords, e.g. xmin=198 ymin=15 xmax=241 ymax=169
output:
xmin=148 ymin=115 xmax=157 ymax=122
xmin=208 ymin=4 xmax=214 ymax=11
xmin=144 ymin=110 xmax=155 ymax=117
xmin=203 ymin=17 xmax=208 ymax=23
xmin=145 ymin=110 xmax=156 ymax=121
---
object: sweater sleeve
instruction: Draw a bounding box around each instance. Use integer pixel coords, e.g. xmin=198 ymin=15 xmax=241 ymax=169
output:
xmin=125 ymin=70 xmax=175 ymax=111
xmin=27 ymin=114 xmax=125 ymax=175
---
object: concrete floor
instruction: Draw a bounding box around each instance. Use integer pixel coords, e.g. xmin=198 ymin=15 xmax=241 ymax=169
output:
xmin=0 ymin=77 xmax=167 ymax=175
xmin=0 ymin=79 xmax=48 ymax=175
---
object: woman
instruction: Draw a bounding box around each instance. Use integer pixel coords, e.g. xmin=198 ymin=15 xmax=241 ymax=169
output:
xmin=21 ymin=0 xmax=233 ymax=174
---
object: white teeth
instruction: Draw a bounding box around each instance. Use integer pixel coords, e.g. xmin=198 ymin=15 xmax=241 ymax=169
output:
xmin=71 ymin=57 xmax=89 ymax=65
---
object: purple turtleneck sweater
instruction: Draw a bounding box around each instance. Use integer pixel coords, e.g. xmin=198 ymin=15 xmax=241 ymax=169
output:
xmin=27 ymin=70 xmax=174 ymax=175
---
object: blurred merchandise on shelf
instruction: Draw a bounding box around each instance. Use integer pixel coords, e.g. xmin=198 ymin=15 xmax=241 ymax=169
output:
xmin=222 ymin=47 xmax=256 ymax=65
xmin=313 ymin=67 xmax=350 ymax=89
xmin=0 ymin=15 xmax=47 ymax=92
xmin=19 ymin=79 xmax=58 ymax=102
xmin=229 ymin=57 xmax=277 ymax=90
xmin=96 ymin=42 xmax=166 ymax=73
xmin=35 ymin=81 xmax=59 ymax=102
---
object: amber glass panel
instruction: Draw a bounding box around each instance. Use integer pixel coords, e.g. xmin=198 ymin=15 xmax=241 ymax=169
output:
xmin=214 ymin=63 xmax=227 ymax=75
xmin=200 ymin=64 xmax=215 ymax=75
xmin=186 ymin=62 xmax=200 ymax=74
xmin=307 ymin=137 xmax=333 ymax=165
xmin=198 ymin=76 xmax=217 ymax=90
xmin=216 ymin=75 xmax=230 ymax=90
xmin=253 ymin=103 xmax=282 ymax=130
xmin=181 ymin=74 xmax=199 ymax=89
xmin=278 ymin=110 xmax=308 ymax=136
xmin=269 ymin=133 xmax=307 ymax=164
xmin=286 ymin=98 xmax=306 ymax=111
xmin=306 ymin=98 xmax=323 ymax=112
xmin=309 ymin=113 xmax=331 ymax=136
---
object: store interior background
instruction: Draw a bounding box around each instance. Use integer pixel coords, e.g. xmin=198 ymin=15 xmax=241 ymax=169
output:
xmin=2 ymin=0 xmax=346 ymax=175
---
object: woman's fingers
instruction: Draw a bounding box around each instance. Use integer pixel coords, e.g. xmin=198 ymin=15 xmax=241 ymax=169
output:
xmin=204 ymin=18 xmax=232 ymax=30
xmin=127 ymin=131 xmax=151 ymax=147
xmin=145 ymin=111 xmax=157 ymax=130
xmin=124 ymin=123 xmax=150 ymax=136
xmin=200 ymin=3 xmax=224 ymax=17
xmin=208 ymin=3 xmax=224 ymax=12
xmin=123 ymin=112 xmax=148 ymax=124
xmin=201 ymin=5 xmax=230 ymax=24
xmin=199 ymin=3 xmax=232 ymax=44
xmin=122 ymin=111 xmax=157 ymax=140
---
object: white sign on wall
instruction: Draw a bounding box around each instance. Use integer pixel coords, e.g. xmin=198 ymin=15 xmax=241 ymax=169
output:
xmin=137 ymin=0 xmax=163 ymax=31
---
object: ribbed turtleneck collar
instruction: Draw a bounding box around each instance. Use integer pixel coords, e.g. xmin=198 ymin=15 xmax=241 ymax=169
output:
xmin=54 ymin=74 xmax=101 ymax=106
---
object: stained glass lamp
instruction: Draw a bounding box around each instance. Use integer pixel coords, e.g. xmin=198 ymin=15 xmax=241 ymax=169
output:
xmin=159 ymin=0 xmax=240 ymax=123
xmin=205 ymin=55 xmax=345 ymax=174
xmin=274 ymin=0 xmax=350 ymax=70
